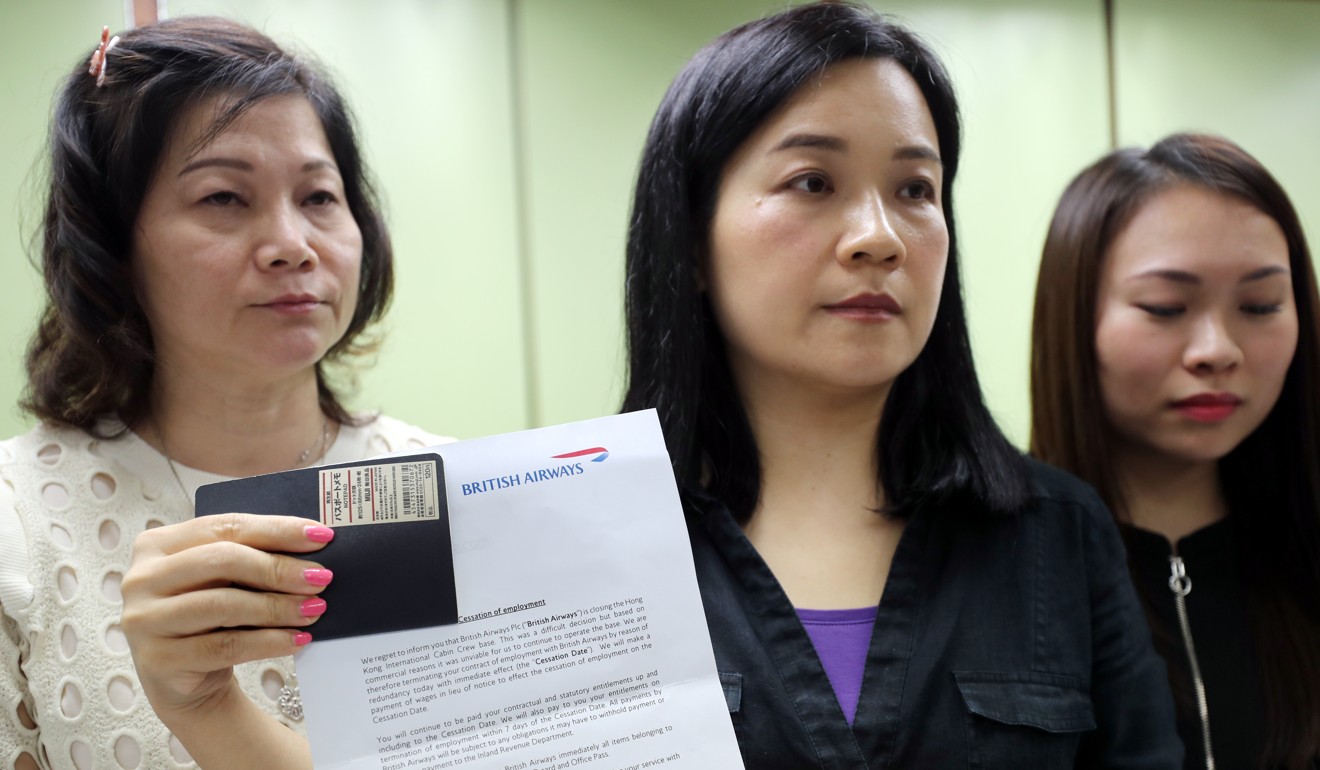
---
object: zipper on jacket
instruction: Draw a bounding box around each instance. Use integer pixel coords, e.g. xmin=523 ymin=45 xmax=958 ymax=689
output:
xmin=1168 ymin=554 xmax=1216 ymax=770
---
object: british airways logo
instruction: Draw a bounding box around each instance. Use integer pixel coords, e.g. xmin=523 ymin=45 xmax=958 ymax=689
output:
xmin=459 ymin=447 xmax=610 ymax=496
xmin=550 ymin=446 xmax=609 ymax=463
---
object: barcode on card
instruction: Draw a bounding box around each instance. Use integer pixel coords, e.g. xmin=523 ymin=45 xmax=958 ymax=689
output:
xmin=318 ymin=460 xmax=440 ymax=527
xmin=402 ymin=466 xmax=416 ymax=514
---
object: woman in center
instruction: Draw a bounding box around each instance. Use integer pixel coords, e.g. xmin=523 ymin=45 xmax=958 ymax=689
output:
xmin=622 ymin=3 xmax=1180 ymax=766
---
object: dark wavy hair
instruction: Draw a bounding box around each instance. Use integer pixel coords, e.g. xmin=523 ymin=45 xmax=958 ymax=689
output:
xmin=24 ymin=16 xmax=392 ymax=434
xmin=1031 ymin=133 xmax=1320 ymax=769
xmin=622 ymin=1 xmax=1030 ymax=521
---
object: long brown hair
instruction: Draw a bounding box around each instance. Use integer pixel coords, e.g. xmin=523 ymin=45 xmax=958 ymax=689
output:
xmin=24 ymin=17 xmax=393 ymax=435
xmin=1030 ymin=133 xmax=1320 ymax=769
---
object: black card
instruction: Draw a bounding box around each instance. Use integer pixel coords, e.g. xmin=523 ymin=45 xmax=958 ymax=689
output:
xmin=195 ymin=453 xmax=457 ymax=641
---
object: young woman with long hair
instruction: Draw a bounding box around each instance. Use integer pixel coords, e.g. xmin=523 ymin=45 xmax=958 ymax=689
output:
xmin=1031 ymin=133 xmax=1320 ymax=770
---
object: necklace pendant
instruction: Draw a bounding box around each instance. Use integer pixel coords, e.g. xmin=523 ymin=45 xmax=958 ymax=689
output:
xmin=278 ymin=676 xmax=304 ymax=721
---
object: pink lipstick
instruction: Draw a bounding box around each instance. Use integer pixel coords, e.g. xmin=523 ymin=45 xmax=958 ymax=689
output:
xmin=823 ymin=292 xmax=901 ymax=321
xmin=1171 ymin=393 xmax=1241 ymax=423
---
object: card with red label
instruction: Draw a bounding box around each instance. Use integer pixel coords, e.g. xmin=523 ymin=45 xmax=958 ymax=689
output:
xmin=195 ymin=453 xmax=456 ymax=640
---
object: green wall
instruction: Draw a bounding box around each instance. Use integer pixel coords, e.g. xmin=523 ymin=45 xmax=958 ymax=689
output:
xmin=1 ymin=1 xmax=1317 ymax=445
xmin=0 ymin=0 xmax=108 ymax=438
xmin=1114 ymin=0 xmax=1320 ymax=250
xmin=516 ymin=0 xmax=1112 ymax=442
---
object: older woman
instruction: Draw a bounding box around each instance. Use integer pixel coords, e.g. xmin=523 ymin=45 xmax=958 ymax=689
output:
xmin=0 ymin=18 xmax=447 ymax=770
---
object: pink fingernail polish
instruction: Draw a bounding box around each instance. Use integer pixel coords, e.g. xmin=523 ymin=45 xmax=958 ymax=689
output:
xmin=293 ymin=632 xmax=313 ymax=646
xmin=300 ymin=597 xmax=327 ymax=617
xmin=304 ymin=568 xmax=334 ymax=586
xmin=305 ymin=525 xmax=335 ymax=543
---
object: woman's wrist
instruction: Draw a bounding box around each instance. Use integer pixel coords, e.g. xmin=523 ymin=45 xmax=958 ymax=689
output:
xmin=158 ymin=678 xmax=312 ymax=770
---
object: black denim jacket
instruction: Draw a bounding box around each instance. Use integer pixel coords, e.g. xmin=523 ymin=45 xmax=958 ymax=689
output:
xmin=687 ymin=460 xmax=1183 ymax=769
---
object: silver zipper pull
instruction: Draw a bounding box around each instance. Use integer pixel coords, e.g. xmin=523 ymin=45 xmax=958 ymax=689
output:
xmin=1167 ymin=553 xmax=1215 ymax=770
xmin=1168 ymin=555 xmax=1193 ymax=596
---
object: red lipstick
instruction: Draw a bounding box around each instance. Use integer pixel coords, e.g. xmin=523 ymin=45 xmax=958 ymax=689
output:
xmin=823 ymin=292 xmax=902 ymax=321
xmin=1171 ymin=393 xmax=1241 ymax=423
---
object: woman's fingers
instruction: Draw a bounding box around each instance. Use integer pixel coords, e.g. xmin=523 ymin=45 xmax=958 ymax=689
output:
xmin=133 ymin=512 xmax=335 ymax=557
xmin=122 ymin=513 xmax=336 ymax=723
xmin=145 ymin=627 xmax=316 ymax=675
xmin=127 ymin=585 xmax=327 ymax=638
xmin=124 ymin=539 xmax=332 ymax=597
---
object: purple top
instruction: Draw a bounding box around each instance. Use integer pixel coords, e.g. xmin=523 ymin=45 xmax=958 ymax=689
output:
xmin=796 ymin=605 xmax=878 ymax=724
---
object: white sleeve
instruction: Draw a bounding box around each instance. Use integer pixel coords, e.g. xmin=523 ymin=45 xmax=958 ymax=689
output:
xmin=1 ymin=463 xmax=43 ymax=769
xmin=0 ymin=473 xmax=34 ymax=614
xmin=1 ymin=610 xmax=43 ymax=769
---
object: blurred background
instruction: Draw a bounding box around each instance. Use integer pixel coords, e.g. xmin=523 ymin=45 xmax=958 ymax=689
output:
xmin=1 ymin=0 xmax=1317 ymax=445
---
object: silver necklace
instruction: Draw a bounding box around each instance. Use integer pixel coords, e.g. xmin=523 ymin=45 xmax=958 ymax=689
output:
xmin=153 ymin=416 xmax=334 ymax=722
xmin=297 ymin=418 xmax=334 ymax=466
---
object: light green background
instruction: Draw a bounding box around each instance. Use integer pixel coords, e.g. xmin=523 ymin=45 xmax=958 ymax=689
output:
xmin=1 ymin=0 xmax=1316 ymax=445
xmin=1113 ymin=0 xmax=1320 ymax=248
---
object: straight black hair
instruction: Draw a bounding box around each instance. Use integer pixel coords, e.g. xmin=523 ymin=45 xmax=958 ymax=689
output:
xmin=622 ymin=1 xmax=1030 ymax=520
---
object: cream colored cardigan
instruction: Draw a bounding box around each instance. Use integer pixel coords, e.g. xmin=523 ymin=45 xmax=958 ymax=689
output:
xmin=0 ymin=417 xmax=449 ymax=770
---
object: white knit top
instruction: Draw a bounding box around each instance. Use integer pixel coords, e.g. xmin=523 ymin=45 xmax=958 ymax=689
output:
xmin=0 ymin=416 xmax=452 ymax=770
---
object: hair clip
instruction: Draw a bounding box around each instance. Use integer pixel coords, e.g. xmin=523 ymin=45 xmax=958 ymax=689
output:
xmin=87 ymin=26 xmax=121 ymax=87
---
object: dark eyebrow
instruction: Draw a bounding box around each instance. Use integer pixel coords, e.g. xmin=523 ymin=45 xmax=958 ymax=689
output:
xmin=770 ymin=134 xmax=943 ymax=166
xmin=179 ymin=157 xmax=252 ymax=176
xmin=302 ymin=159 xmax=339 ymax=174
xmin=180 ymin=159 xmax=340 ymax=178
xmin=1241 ymin=265 xmax=1289 ymax=282
xmin=893 ymin=145 xmax=943 ymax=165
xmin=1130 ymin=265 xmax=1291 ymax=285
xmin=770 ymin=133 xmax=846 ymax=153
xmin=1131 ymin=269 xmax=1199 ymax=285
